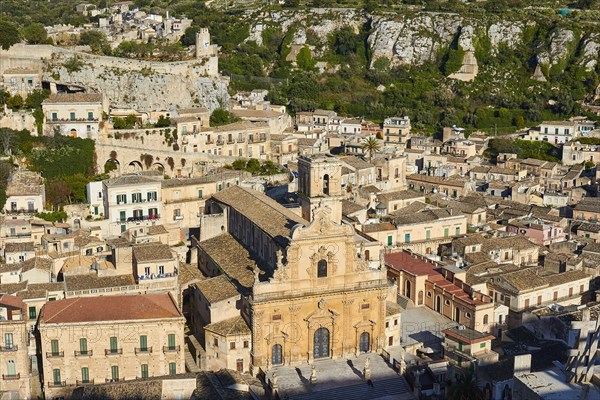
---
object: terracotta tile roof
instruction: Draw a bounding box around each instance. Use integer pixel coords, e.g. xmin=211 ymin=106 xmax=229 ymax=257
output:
xmin=443 ymin=326 xmax=494 ymax=344
xmin=0 ymin=294 xmax=25 ymax=310
xmin=133 ymin=243 xmax=173 ymax=262
xmin=21 ymin=257 xmax=53 ymax=273
xmin=198 ymin=233 xmax=260 ymax=293
xmin=40 ymin=293 xmax=182 ymax=324
xmin=340 ymin=156 xmax=374 ymax=171
xmin=378 ymin=190 xmax=424 ymax=203
xmin=43 ymin=93 xmax=102 ymax=104
xmin=492 ymin=267 xmax=588 ymax=294
xmin=177 ymin=263 xmax=205 ymax=287
xmin=6 ymin=170 xmax=44 ymax=196
xmin=104 ymin=174 xmax=161 ymax=188
xmin=386 ymin=301 xmax=402 ymax=316
xmin=362 ymin=222 xmax=396 ymax=233
xmin=160 ymin=171 xmax=243 ymax=188
xmin=480 ymin=236 xmax=538 ymax=253
xmin=211 ymin=186 xmax=307 ymax=247
xmin=19 ymin=282 xmax=64 ymax=299
xmin=4 ymin=242 xmax=35 ymax=253
xmin=212 ymin=120 xmax=269 ymax=132
xmin=146 ymin=224 xmax=168 ymax=235
xmin=0 ymin=281 xmax=28 ymax=295
xmin=341 ymin=200 xmax=364 ymax=216
xmin=64 ymin=274 xmax=135 ymax=292
xmin=205 ymin=315 xmax=250 ymax=336
xmin=195 ymin=275 xmax=239 ymax=303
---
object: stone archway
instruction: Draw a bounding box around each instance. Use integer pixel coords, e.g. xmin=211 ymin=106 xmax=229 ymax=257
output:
xmin=127 ymin=160 xmax=143 ymax=172
xmin=151 ymin=162 xmax=165 ymax=172
xmin=104 ymin=159 xmax=120 ymax=173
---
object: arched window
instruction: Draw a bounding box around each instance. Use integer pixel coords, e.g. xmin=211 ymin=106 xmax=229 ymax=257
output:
xmin=271 ymin=344 xmax=282 ymax=365
xmin=483 ymin=314 xmax=489 ymax=324
xmin=323 ymin=174 xmax=330 ymax=195
xmin=317 ymin=260 xmax=327 ymax=278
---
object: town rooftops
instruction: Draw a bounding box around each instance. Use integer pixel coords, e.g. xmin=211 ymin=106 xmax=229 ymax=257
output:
xmin=40 ymin=293 xmax=182 ymax=324
xmin=443 ymin=326 xmax=494 ymax=344
xmin=362 ymin=222 xmax=396 ymax=233
xmin=0 ymin=293 xmax=25 ymax=310
xmin=378 ymin=190 xmax=424 ymax=203
xmin=4 ymin=242 xmax=35 ymax=253
xmin=5 ymin=170 xmax=43 ymax=196
xmin=198 ymin=233 xmax=260 ymax=293
xmin=232 ymin=109 xmax=283 ymax=118
xmin=64 ymin=274 xmax=136 ymax=292
xmin=160 ymin=171 xmax=242 ymax=188
xmin=103 ymin=174 xmax=160 ymax=187
xmin=195 ymin=275 xmax=240 ymax=304
xmin=493 ymin=267 xmax=589 ymax=294
xmin=204 ymin=315 xmax=250 ymax=336
xmin=132 ymin=243 xmax=173 ymax=262
xmin=43 ymin=93 xmax=103 ymax=104
xmin=340 ymin=155 xmax=374 ymax=171
xmin=211 ymin=186 xmax=308 ymax=247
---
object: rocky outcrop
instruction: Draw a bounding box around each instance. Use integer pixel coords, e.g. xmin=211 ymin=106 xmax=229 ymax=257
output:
xmin=368 ymin=14 xmax=462 ymax=67
xmin=487 ymin=21 xmax=524 ymax=51
xmin=536 ymin=28 xmax=576 ymax=67
xmin=580 ymin=33 xmax=600 ymax=71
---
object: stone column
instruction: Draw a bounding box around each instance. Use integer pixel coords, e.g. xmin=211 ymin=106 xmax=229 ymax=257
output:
xmin=342 ymin=299 xmax=354 ymax=357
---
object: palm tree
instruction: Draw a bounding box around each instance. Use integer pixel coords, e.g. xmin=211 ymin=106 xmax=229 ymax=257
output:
xmin=361 ymin=136 xmax=381 ymax=161
xmin=447 ymin=370 xmax=485 ymax=400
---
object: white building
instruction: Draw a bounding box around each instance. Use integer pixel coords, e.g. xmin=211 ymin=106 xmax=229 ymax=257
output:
xmin=41 ymin=93 xmax=105 ymax=139
xmin=523 ymin=120 xmax=597 ymax=145
xmin=4 ymin=170 xmax=45 ymax=215
xmin=101 ymin=175 xmax=162 ymax=233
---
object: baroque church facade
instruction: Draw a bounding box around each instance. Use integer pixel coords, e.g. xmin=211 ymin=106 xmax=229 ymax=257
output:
xmin=193 ymin=155 xmax=397 ymax=373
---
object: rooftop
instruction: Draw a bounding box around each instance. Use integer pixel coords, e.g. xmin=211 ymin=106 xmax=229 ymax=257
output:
xmin=204 ymin=315 xmax=250 ymax=336
xmin=195 ymin=275 xmax=240 ymax=304
xmin=43 ymin=93 xmax=103 ymax=104
xmin=40 ymin=293 xmax=182 ymax=324
xmin=442 ymin=326 xmax=494 ymax=344
xmin=132 ymin=243 xmax=173 ymax=262
xmin=104 ymin=174 xmax=160 ymax=188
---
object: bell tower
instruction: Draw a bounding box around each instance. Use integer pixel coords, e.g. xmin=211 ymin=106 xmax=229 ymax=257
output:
xmin=297 ymin=155 xmax=344 ymax=224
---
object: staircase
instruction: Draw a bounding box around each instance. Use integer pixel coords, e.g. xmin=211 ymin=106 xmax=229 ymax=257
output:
xmin=184 ymin=348 xmax=201 ymax=373
xmin=289 ymin=377 xmax=414 ymax=400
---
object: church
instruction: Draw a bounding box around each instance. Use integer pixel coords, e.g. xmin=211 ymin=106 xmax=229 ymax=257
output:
xmin=191 ymin=155 xmax=399 ymax=373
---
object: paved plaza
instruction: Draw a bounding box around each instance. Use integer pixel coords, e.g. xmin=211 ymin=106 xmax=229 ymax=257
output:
xmin=267 ymin=353 xmax=415 ymax=400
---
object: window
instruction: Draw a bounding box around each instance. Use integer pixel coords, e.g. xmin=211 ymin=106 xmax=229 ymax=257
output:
xmin=230 ymin=342 xmax=236 ymax=350
xmin=139 ymin=335 xmax=147 ymax=351
xmin=51 ymin=339 xmax=60 ymax=356
xmin=109 ymin=336 xmax=118 ymax=353
xmin=480 ymin=342 xmax=486 ymax=348
xmin=243 ymin=340 xmax=249 ymax=349
xmin=426 ymin=230 xmax=431 ymax=240
xmin=317 ymin=259 xmax=327 ymax=278
xmin=386 ymin=321 xmax=389 ymax=328
xmin=444 ymin=228 xmax=449 ymax=237
xmin=51 ymin=112 xmax=57 ymax=121
xmin=7 ymin=360 xmax=16 ymax=376
xmin=455 ymin=226 xmax=460 ymax=236
xmin=53 ymin=369 xmax=61 ymax=385
xmin=88 ymin=111 xmax=94 ymax=121
xmin=147 ymin=191 xmax=157 ymax=201
xmin=70 ymin=112 xmax=76 ymax=121
xmin=141 ymin=364 xmax=149 ymax=379
xmin=111 ymin=365 xmax=119 ymax=381
xmin=116 ymin=194 xmax=127 ymax=204
xmin=387 ymin=235 xmax=393 ymax=246
xmin=28 ymin=307 xmax=36 ymax=319
xmin=465 ymin=312 xmax=472 ymax=319
xmin=4 ymin=333 xmax=13 ymax=349
xmin=158 ymin=266 xmax=165 ymax=275
xmin=218 ymin=184 xmax=222 ymax=191
xmin=213 ymin=338 xmax=218 ymax=347
xmin=483 ymin=314 xmax=489 ymax=324
xmin=169 ymin=362 xmax=176 ymax=376
xmin=132 ymin=193 xmax=142 ymax=203
xmin=167 ymin=334 xmax=176 ymax=350
xmin=81 ymin=367 xmax=89 ymax=383
xmin=394 ymin=319 xmax=398 ymax=326
xmin=79 ymin=338 xmax=88 ymax=354
xmin=427 ymin=292 xmax=432 ymax=298
xmin=404 ymin=233 xmax=411 ymax=243
xmin=272 ymin=314 xmax=281 ymax=321
xmin=198 ymin=189 xmax=203 ymax=198
xmin=361 ymin=303 xmax=370 ymax=310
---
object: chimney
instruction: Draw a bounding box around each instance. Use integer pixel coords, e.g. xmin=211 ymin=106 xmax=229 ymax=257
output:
xmin=514 ymin=354 xmax=532 ymax=376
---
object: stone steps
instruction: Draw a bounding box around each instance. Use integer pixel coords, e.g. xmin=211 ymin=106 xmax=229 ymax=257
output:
xmin=184 ymin=348 xmax=201 ymax=373
xmin=396 ymin=294 xmax=413 ymax=310
xmin=288 ymin=376 xmax=414 ymax=400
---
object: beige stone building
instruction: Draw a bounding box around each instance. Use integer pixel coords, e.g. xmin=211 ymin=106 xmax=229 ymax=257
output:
xmin=42 ymin=93 xmax=106 ymax=140
xmin=38 ymin=293 xmax=185 ymax=399
xmin=4 ymin=169 xmax=45 ymax=215
xmin=194 ymin=155 xmax=397 ymax=373
xmin=0 ymin=294 xmax=31 ymax=399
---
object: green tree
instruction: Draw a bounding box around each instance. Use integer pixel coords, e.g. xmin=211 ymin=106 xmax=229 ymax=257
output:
xmin=0 ymin=22 xmax=20 ymax=50
xmin=155 ymin=115 xmax=171 ymax=127
xmin=361 ymin=136 xmax=381 ymax=161
xmin=25 ymin=89 xmax=50 ymax=109
xmin=246 ymin=158 xmax=261 ymax=174
xmin=296 ymin=46 xmax=316 ymax=71
xmin=79 ymin=30 xmax=110 ymax=54
xmin=231 ymin=159 xmax=247 ymax=170
xmin=210 ymin=109 xmax=240 ymax=127
xmin=22 ymin=22 xmax=48 ymax=44
xmin=331 ymin=26 xmax=358 ymax=56
xmin=443 ymin=45 xmax=465 ymax=75
xmin=447 ymin=370 xmax=485 ymax=400
xmin=6 ymin=94 xmax=24 ymax=111
xmin=180 ymin=26 xmax=198 ymax=47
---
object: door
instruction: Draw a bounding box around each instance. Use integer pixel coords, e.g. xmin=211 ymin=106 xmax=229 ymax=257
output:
xmin=360 ymin=332 xmax=370 ymax=353
xmin=389 ymin=336 xmax=393 ymax=346
xmin=313 ymin=328 xmax=330 ymax=359
xmin=236 ymin=359 xmax=244 ymax=373
xmin=454 ymin=307 xmax=460 ymax=323
xmin=271 ymin=344 xmax=282 ymax=365
xmin=28 ymin=201 xmax=35 ymax=212
xmin=435 ymin=296 xmax=441 ymax=313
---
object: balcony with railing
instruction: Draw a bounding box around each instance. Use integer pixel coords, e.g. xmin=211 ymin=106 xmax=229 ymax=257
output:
xmin=139 ymin=270 xmax=177 ymax=283
xmin=163 ymin=345 xmax=180 ymax=353
xmin=47 ymin=117 xmax=100 ymax=124
xmin=2 ymin=373 xmax=20 ymax=380
xmin=46 ymin=351 xmax=64 ymax=358
xmin=74 ymin=350 xmax=93 ymax=357
xmin=48 ymin=381 xmax=66 ymax=387
xmin=76 ymin=379 xmax=94 ymax=386
xmin=6 ymin=208 xmax=38 ymax=215
xmin=0 ymin=345 xmax=18 ymax=352
xmin=105 ymin=348 xmax=123 ymax=356
xmin=135 ymin=347 xmax=153 ymax=355
xmin=115 ymin=214 xmax=160 ymax=223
